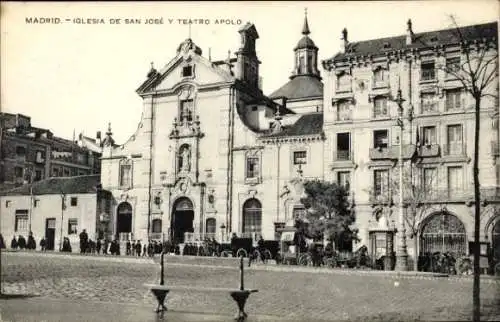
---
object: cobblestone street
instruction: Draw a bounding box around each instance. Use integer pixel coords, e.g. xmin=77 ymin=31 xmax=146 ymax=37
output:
xmin=1 ymin=251 xmax=499 ymax=321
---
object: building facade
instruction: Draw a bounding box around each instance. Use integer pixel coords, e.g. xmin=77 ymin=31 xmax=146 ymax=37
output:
xmin=0 ymin=175 xmax=112 ymax=251
xmin=98 ymin=16 xmax=499 ymax=264
xmin=0 ymin=113 xmax=102 ymax=193
xmin=322 ymin=20 xmax=499 ymax=265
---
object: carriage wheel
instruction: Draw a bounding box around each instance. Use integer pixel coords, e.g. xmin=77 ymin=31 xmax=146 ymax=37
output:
xmin=298 ymin=254 xmax=311 ymax=266
xmin=251 ymin=249 xmax=260 ymax=261
xmin=324 ymin=257 xmax=337 ymax=268
xmin=456 ymin=257 xmax=472 ymax=275
xmin=263 ymin=249 xmax=272 ymax=261
xmin=236 ymin=248 xmax=248 ymax=258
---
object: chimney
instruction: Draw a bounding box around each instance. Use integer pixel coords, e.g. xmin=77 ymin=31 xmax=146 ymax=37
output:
xmin=341 ymin=28 xmax=348 ymax=53
xmin=406 ymin=19 xmax=414 ymax=45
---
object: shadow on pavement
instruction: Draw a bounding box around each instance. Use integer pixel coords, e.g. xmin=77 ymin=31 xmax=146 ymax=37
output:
xmin=0 ymin=293 xmax=40 ymax=300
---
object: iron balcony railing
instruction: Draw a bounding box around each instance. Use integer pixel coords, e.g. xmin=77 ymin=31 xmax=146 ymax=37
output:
xmin=335 ymin=150 xmax=352 ymax=161
xmin=421 ymin=69 xmax=436 ymax=81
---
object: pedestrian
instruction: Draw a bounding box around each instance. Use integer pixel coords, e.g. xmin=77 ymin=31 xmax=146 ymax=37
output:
xmin=27 ymin=231 xmax=36 ymax=250
xmin=143 ymin=243 xmax=147 ymax=257
xmin=96 ymin=239 xmax=102 ymax=254
xmin=126 ymin=240 xmax=131 ymax=256
xmin=136 ymin=240 xmax=142 ymax=257
xmin=103 ymin=239 xmax=109 ymax=255
xmin=0 ymin=233 xmax=5 ymax=249
xmin=10 ymin=236 xmax=18 ymax=250
xmin=40 ymin=237 xmax=46 ymax=251
xmin=18 ymin=235 xmax=27 ymax=250
xmin=131 ymin=240 xmax=136 ymax=256
xmin=79 ymin=229 xmax=88 ymax=254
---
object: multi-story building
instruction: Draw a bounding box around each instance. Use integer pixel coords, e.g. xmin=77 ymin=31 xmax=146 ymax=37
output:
xmin=322 ymin=20 xmax=499 ymax=266
xmin=0 ymin=113 xmax=102 ymax=192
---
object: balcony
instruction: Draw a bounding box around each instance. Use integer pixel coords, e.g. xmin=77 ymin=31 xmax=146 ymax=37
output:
xmin=335 ymin=150 xmax=352 ymax=161
xmin=369 ymin=144 xmax=416 ymax=160
xmin=442 ymin=143 xmax=466 ymax=156
xmin=420 ymin=103 xmax=438 ymax=114
xmin=420 ymin=69 xmax=436 ymax=83
xmin=336 ymin=110 xmax=352 ymax=122
xmin=417 ymin=144 xmax=440 ymax=158
xmin=335 ymin=84 xmax=352 ymax=94
xmin=372 ymin=79 xmax=389 ymax=90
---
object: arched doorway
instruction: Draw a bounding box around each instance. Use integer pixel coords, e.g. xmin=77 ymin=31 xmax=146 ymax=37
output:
xmin=492 ymin=219 xmax=500 ymax=262
xmin=242 ymin=198 xmax=262 ymax=240
xmin=171 ymin=197 xmax=194 ymax=244
xmin=420 ymin=212 xmax=467 ymax=258
xmin=206 ymin=218 xmax=216 ymax=237
xmin=116 ymin=202 xmax=133 ymax=239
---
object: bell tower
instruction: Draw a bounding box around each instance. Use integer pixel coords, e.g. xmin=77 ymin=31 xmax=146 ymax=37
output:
xmin=235 ymin=23 xmax=261 ymax=89
xmin=291 ymin=9 xmax=320 ymax=80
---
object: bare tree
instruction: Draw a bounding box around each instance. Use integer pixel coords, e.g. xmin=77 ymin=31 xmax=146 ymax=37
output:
xmin=416 ymin=16 xmax=498 ymax=322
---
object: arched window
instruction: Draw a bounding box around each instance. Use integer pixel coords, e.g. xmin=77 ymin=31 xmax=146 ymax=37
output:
xmin=420 ymin=212 xmax=467 ymax=258
xmin=117 ymin=202 xmax=133 ymax=234
xmin=152 ymin=219 xmax=162 ymax=233
xmin=492 ymin=219 xmax=500 ymax=262
xmin=242 ymin=198 xmax=262 ymax=238
xmin=206 ymin=218 xmax=216 ymax=235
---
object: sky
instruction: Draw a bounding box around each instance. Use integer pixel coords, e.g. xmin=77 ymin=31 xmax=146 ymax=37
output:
xmin=1 ymin=1 xmax=498 ymax=144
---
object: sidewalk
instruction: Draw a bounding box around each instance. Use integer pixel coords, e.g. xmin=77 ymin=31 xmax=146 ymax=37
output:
xmin=0 ymin=296 xmax=293 ymax=322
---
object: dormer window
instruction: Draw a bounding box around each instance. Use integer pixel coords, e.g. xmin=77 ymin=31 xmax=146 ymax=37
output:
xmin=182 ymin=65 xmax=193 ymax=77
xmin=383 ymin=42 xmax=391 ymax=49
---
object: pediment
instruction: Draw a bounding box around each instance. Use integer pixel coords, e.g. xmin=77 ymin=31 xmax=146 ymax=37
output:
xmin=137 ymin=53 xmax=234 ymax=94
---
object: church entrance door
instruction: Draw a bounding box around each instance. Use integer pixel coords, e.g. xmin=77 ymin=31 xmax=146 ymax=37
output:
xmin=171 ymin=197 xmax=194 ymax=244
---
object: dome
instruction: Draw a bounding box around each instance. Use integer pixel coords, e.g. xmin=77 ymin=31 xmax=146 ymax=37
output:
xmin=294 ymin=35 xmax=317 ymax=51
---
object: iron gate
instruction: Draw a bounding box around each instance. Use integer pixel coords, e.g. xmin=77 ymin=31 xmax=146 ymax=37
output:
xmin=420 ymin=212 xmax=467 ymax=258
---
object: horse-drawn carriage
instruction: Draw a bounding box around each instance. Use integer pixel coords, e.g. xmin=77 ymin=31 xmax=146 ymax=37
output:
xmin=214 ymin=235 xmax=279 ymax=262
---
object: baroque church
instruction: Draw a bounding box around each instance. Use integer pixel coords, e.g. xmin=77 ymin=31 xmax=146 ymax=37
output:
xmin=100 ymin=14 xmax=326 ymax=244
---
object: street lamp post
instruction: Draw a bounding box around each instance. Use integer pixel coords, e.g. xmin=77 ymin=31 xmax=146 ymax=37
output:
xmin=59 ymin=193 xmax=66 ymax=252
xmin=393 ymin=87 xmax=409 ymax=271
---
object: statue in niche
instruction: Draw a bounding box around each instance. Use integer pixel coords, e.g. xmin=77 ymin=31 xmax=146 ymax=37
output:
xmin=178 ymin=145 xmax=191 ymax=172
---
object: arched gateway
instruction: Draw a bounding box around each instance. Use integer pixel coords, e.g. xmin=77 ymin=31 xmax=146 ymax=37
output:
xmin=420 ymin=212 xmax=467 ymax=258
xmin=116 ymin=202 xmax=133 ymax=240
xmin=171 ymin=197 xmax=194 ymax=244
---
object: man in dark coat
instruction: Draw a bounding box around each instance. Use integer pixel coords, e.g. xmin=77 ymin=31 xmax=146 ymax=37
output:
xmin=96 ymin=239 xmax=102 ymax=254
xmin=27 ymin=232 xmax=36 ymax=250
xmin=79 ymin=229 xmax=88 ymax=254
xmin=10 ymin=236 xmax=18 ymax=249
xmin=126 ymin=240 xmax=131 ymax=256
xmin=40 ymin=237 xmax=46 ymax=251
xmin=136 ymin=240 xmax=142 ymax=257
xmin=18 ymin=235 xmax=27 ymax=249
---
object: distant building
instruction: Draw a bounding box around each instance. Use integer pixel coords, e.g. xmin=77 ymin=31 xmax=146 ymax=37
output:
xmin=0 ymin=113 xmax=102 ymax=192
xmin=0 ymin=174 xmax=113 ymax=251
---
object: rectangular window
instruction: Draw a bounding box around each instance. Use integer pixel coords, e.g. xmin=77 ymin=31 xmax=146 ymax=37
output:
xmin=337 ymin=74 xmax=351 ymax=91
xmin=63 ymin=168 xmax=70 ymax=177
xmin=15 ymin=210 xmax=29 ymax=232
xmin=180 ymin=99 xmax=194 ymax=122
xmin=374 ymin=169 xmax=389 ymax=198
xmin=337 ymin=171 xmax=351 ymax=191
xmin=446 ymin=89 xmax=462 ymax=111
xmin=293 ymin=151 xmax=307 ymax=165
xmin=447 ymin=166 xmax=463 ymax=196
xmin=52 ymin=167 xmax=59 ymax=177
xmin=422 ymin=126 xmax=437 ymax=145
xmin=14 ymin=167 xmax=24 ymax=178
xmin=119 ymin=164 xmax=132 ymax=187
xmin=68 ymin=218 xmax=78 ymax=235
xmin=446 ymin=124 xmax=463 ymax=155
xmin=373 ymin=97 xmax=388 ymax=118
xmin=182 ymin=65 xmax=193 ymax=77
xmin=337 ymin=101 xmax=352 ymax=121
xmin=336 ymin=133 xmax=351 ymax=160
xmin=16 ymin=146 xmax=26 ymax=156
xmin=423 ymin=167 xmax=437 ymax=197
xmin=446 ymin=57 xmax=461 ymax=74
xmin=374 ymin=69 xmax=385 ymax=82
xmin=34 ymin=199 xmax=40 ymax=207
xmin=421 ymin=93 xmax=437 ymax=113
xmin=70 ymin=197 xmax=78 ymax=207
xmin=246 ymin=157 xmax=259 ymax=179
xmin=292 ymin=206 xmax=306 ymax=220
xmin=35 ymin=151 xmax=45 ymax=163
xmin=35 ymin=170 xmax=42 ymax=181
xmin=373 ymin=130 xmax=389 ymax=149
xmin=421 ymin=62 xmax=435 ymax=81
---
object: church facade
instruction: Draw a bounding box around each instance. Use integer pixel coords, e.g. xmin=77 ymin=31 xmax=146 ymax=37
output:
xmin=100 ymin=16 xmax=325 ymax=245
xmin=99 ymin=15 xmax=499 ymax=266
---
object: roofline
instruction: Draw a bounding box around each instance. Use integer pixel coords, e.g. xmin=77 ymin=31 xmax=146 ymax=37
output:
xmin=323 ymin=21 xmax=498 ymax=64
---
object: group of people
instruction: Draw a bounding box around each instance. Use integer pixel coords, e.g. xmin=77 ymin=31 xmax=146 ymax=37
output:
xmin=125 ymin=240 xmax=164 ymax=257
xmin=9 ymin=232 xmax=37 ymax=250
